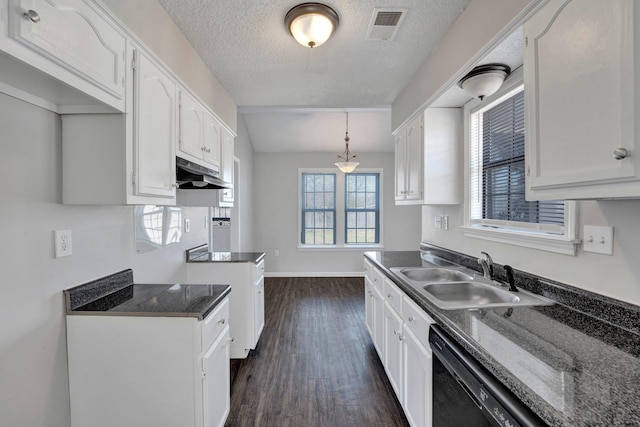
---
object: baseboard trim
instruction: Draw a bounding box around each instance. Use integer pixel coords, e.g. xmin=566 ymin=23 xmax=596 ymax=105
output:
xmin=265 ymin=272 xmax=365 ymax=278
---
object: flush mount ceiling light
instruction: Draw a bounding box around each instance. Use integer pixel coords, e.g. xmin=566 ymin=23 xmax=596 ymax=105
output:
xmin=335 ymin=112 xmax=359 ymax=173
xmin=458 ymin=63 xmax=511 ymax=100
xmin=285 ymin=3 xmax=339 ymax=48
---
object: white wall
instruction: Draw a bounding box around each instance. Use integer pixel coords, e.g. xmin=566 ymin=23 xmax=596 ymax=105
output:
xmin=231 ymin=115 xmax=255 ymax=252
xmin=253 ymin=152 xmax=421 ymax=275
xmin=422 ymin=201 xmax=640 ymax=306
xmin=0 ymin=94 xmax=214 ymax=426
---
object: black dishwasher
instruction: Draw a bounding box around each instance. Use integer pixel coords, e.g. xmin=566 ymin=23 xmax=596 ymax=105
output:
xmin=429 ymin=325 xmax=547 ymax=427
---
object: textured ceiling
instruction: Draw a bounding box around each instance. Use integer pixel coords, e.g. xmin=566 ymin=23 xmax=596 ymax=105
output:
xmin=157 ymin=0 xmax=472 ymax=108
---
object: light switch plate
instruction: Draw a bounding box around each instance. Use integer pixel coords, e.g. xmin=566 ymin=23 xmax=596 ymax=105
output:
xmin=583 ymin=225 xmax=614 ymax=255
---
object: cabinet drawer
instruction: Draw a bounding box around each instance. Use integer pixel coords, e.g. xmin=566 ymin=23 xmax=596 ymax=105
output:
xmin=384 ymin=278 xmax=403 ymax=315
xmin=201 ymin=297 xmax=229 ymax=350
xmin=402 ymin=296 xmax=434 ymax=349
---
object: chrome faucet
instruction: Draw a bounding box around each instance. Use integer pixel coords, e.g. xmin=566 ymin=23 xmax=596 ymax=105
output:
xmin=478 ymin=251 xmax=494 ymax=280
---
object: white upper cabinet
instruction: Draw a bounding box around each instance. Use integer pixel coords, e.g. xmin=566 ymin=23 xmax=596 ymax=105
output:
xmin=203 ymin=110 xmax=221 ymax=168
xmin=133 ymin=49 xmax=176 ymax=199
xmin=395 ymin=108 xmax=462 ymax=205
xmin=395 ymin=114 xmax=423 ymax=204
xmin=220 ymin=127 xmax=234 ymax=205
xmin=62 ymin=46 xmax=177 ymax=205
xmin=525 ymin=0 xmax=640 ymax=200
xmin=0 ymin=0 xmax=126 ymax=111
xmin=178 ymin=89 xmax=222 ymax=170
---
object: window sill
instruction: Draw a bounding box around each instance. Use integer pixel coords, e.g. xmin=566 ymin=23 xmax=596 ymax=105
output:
xmin=298 ymin=244 xmax=383 ymax=251
xmin=461 ymin=225 xmax=579 ymax=256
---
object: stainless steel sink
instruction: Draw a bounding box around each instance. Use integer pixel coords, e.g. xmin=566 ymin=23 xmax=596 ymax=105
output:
xmin=393 ymin=267 xmax=473 ymax=282
xmin=389 ymin=266 xmax=553 ymax=310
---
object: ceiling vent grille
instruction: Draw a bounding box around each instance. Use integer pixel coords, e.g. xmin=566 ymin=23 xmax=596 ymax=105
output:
xmin=365 ymin=8 xmax=407 ymax=41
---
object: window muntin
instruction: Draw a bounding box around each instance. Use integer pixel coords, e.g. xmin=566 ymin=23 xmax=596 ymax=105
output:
xmin=345 ymin=173 xmax=380 ymax=244
xmin=469 ymin=85 xmax=565 ymax=234
xmin=301 ymin=173 xmax=336 ymax=245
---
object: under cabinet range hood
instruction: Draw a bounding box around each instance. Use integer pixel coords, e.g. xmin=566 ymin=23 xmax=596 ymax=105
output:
xmin=176 ymin=157 xmax=230 ymax=190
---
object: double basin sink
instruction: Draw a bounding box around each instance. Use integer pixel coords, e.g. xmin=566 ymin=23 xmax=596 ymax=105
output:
xmin=390 ymin=262 xmax=553 ymax=310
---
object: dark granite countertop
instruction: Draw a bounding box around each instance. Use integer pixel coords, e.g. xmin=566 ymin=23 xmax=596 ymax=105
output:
xmin=186 ymin=244 xmax=265 ymax=264
xmin=64 ymin=269 xmax=231 ymax=320
xmin=365 ymin=249 xmax=640 ymax=427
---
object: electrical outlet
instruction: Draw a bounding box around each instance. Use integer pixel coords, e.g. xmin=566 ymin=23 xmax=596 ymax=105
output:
xmin=184 ymin=218 xmax=191 ymax=233
xmin=583 ymin=225 xmax=614 ymax=255
xmin=55 ymin=229 xmax=72 ymax=258
xmin=274 ymin=250 xmax=280 ymax=257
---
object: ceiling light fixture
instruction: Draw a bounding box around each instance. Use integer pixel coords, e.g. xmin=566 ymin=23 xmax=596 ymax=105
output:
xmin=335 ymin=112 xmax=359 ymax=173
xmin=457 ymin=63 xmax=511 ymax=101
xmin=285 ymin=3 xmax=339 ymax=48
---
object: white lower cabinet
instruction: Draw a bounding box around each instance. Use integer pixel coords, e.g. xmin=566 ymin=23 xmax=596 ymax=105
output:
xmin=364 ymin=257 xmax=435 ymax=427
xmin=66 ymin=297 xmax=230 ymax=427
xmin=187 ymin=259 xmax=265 ymax=359
xmin=384 ymin=299 xmax=404 ymax=402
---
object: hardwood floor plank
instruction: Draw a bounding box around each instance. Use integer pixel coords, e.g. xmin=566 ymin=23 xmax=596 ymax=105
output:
xmin=225 ymin=277 xmax=409 ymax=427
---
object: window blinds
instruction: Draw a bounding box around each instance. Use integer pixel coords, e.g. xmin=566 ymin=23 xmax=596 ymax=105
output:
xmin=470 ymin=87 xmax=565 ymax=232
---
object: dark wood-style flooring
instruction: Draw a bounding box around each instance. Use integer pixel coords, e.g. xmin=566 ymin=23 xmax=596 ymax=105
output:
xmin=226 ymin=277 xmax=409 ymax=427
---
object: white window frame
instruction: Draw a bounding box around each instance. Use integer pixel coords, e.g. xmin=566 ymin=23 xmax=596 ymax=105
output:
xmin=298 ymin=168 xmax=384 ymax=250
xmin=462 ymin=67 xmax=579 ymax=255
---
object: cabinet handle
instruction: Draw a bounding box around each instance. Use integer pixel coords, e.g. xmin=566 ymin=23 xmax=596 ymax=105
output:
xmin=613 ymin=148 xmax=630 ymax=160
xmin=23 ymin=10 xmax=40 ymax=23
xmin=218 ymin=318 xmax=225 ymax=324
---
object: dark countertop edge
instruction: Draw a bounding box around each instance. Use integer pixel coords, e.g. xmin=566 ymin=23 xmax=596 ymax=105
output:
xmin=66 ymin=285 xmax=231 ymax=321
xmin=185 ymin=245 xmax=266 ymax=264
xmin=364 ymin=251 xmax=567 ymax=426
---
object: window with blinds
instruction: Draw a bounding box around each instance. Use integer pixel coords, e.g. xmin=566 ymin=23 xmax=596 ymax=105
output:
xmin=469 ymin=86 xmax=565 ymax=234
xmin=301 ymin=173 xmax=336 ymax=245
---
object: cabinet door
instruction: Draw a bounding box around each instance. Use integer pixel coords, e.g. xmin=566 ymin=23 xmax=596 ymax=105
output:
xmin=203 ymin=327 xmax=230 ymax=427
xmin=525 ymin=0 xmax=640 ymax=200
xmin=133 ymin=50 xmax=176 ymax=199
xmin=9 ymin=0 xmax=126 ymax=102
xmin=403 ymin=326 xmax=432 ymax=427
xmin=394 ymin=131 xmax=407 ymax=201
xmin=203 ymin=110 xmax=221 ymax=169
xmin=179 ymin=90 xmax=205 ymax=161
xmin=254 ymin=277 xmax=265 ymax=343
xmin=365 ymin=278 xmax=374 ymax=337
xmin=405 ymin=116 xmax=423 ymax=201
xmin=373 ymin=286 xmax=385 ymax=360
xmin=220 ymin=128 xmax=234 ymax=204
xmin=383 ymin=302 xmax=403 ymax=402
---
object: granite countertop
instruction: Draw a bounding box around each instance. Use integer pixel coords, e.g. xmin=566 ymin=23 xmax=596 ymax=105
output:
xmin=186 ymin=244 xmax=265 ymax=264
xmin=365 ymin=250 xmax=640 ymax=427
xmin=64 ymin=269 xmax=231 ymax=320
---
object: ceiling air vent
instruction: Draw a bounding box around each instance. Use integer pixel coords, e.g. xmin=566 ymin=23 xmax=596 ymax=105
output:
xmin=365 ymin=8 xmax=407 ymax=41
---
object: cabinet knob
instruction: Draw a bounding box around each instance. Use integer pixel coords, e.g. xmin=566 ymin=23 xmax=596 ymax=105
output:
xmin=229 ymin=336 xmax=235 ymax=342
xmin=408 ymin=316 xmax=415 ymax=322
xmin=206 ymin=148 xmax=211 ymax=153
xmin=23 ymin=10 xmax=40 ymax=23
xmin=613 ymin=148 xmax=630 ymax=160
xmin=218 ymin=318 xmax=225 ymax=324
xmin=398 ymin=335 xmax=404 ymax=341
xmin=387 ymin=293 xmax=392 ymax=298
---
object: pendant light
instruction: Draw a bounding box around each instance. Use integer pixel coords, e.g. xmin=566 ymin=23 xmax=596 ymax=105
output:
xmin=285 ymin=3 xmax=339 ymax=48
xmin=458 ymin=63 xmax=511 ymax=101
xmin=335 ymin=112 xmax=359 ymax=173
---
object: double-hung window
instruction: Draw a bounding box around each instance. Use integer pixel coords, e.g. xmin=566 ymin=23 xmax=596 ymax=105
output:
xmin=465 ymin=69 xmax=577 ymax=255
xmin=300 ymin=169 xmax=381 ymax=248
xmin=345 ymin=173 xmax=380 ymax=244
xmin=301 ymin=173 xmax=336 ymax=245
